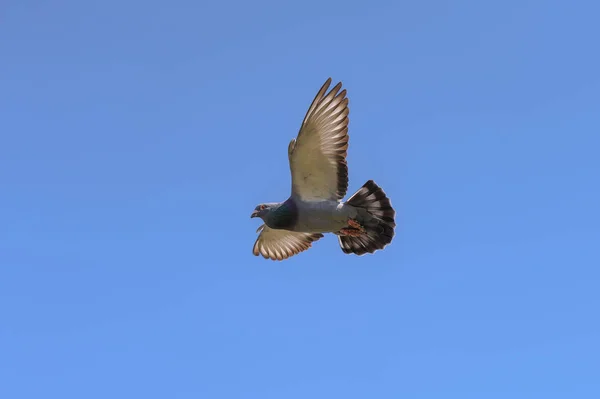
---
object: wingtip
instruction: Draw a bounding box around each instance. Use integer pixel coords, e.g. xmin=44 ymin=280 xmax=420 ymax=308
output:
xmin=320 ymin=77 xmax=333 ymax=91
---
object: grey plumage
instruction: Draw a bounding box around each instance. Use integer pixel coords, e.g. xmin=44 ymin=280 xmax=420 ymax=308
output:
xmin=263 ymin=199 xmax=298 ymax=230
xmin=251 ymin=78 xmax=396 ymax=261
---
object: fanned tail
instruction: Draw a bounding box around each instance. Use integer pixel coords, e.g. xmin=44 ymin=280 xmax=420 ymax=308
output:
xmin=339 ymin=180 xmax=396 ymax=255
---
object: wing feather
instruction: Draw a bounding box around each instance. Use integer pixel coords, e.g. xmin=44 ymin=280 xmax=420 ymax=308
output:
xmin=252 ymin=225 xmax=323 ymax=261
xmin=288 ymin=78 xmax=350 ymax=201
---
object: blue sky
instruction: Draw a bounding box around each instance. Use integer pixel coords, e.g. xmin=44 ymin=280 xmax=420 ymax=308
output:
xmin=1 ymin=0 xmax=599 ymax=397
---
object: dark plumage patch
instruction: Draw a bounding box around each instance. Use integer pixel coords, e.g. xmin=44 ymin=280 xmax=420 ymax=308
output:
xmin=266 ymin=198 xmax=298 ymax=230
xmin=337 ymin=159 xmax=349 ymax=200
xmin=339 ymin=180 xmax=396 ymax=255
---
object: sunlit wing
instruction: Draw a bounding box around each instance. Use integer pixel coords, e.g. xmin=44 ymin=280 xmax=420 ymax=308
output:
xmin=288 ymin=78 xmax=350 ymax=201
xmin=253 ymin=224 xmax=323 ymax=261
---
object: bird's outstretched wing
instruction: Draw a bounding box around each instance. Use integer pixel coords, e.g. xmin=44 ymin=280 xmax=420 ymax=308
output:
xmin=253 ymin=224 xmax=323 ymax=261
xmin=288 ymin=78 xmax=350 ymax=201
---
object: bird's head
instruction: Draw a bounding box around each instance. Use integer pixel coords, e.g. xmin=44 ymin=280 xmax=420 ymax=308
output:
xmin=250 ymin=203 xmax=277 ymax=221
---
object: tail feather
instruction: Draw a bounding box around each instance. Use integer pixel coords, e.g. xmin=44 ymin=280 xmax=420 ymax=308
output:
xmin=339 ymin=180 xmax=396 ymax=255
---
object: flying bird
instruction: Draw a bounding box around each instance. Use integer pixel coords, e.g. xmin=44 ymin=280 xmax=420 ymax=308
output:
xmin=251 ymin=78 xmax=396 ymax=260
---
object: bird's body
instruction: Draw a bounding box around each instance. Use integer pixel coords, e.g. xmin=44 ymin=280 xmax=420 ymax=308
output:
xmin=264 ymin=198 xmax=358 ymax=233
xmin=293 ymin=200 xmax=353 ymax=233
xmin=251 ymin=78 xmax=396 ymax=261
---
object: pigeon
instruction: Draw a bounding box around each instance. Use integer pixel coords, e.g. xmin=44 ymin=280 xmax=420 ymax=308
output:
xmin=251 ymin=78 xmax=396 ymax=261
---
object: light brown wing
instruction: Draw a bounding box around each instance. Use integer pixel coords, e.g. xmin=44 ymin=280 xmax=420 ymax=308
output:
xmin=288 ymin=78 xmax=350 ymax=201
xmin=253 ymin=224 xmax=323 ymax=261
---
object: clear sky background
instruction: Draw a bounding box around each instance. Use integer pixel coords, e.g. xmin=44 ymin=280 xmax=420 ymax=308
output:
xmin=1 ymin=1 xmax=599 ymax=398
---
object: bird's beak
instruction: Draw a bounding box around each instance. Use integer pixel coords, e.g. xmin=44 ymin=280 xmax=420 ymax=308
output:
xmin=251 ymin=210 xmax=259 ymax=218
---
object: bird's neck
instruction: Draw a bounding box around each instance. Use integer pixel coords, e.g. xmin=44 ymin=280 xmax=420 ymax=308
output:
xmin=266 ymin=199 xmax=297 ymax=229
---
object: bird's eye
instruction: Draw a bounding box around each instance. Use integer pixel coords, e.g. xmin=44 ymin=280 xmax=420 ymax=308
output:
xmin=260 ymin=205 xmax=266 ymax=210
